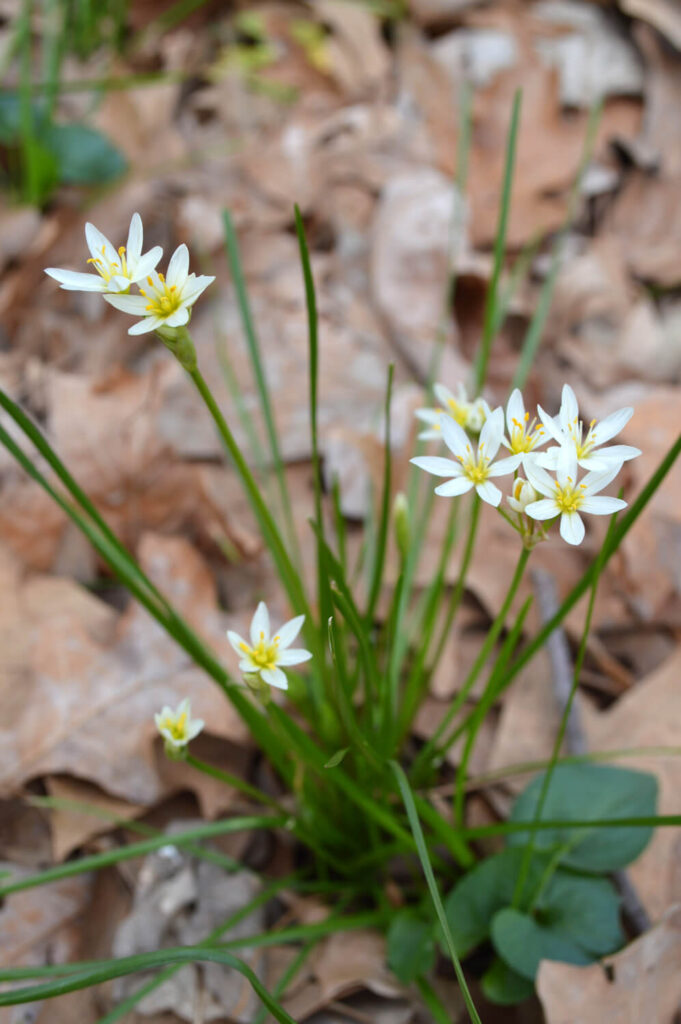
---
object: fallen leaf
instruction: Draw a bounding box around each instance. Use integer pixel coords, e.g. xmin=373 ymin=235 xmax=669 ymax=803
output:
xmin=537 ymin=903 xmax=681 ymax=1023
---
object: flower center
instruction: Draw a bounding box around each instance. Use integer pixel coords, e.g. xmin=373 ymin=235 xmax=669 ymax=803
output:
xmin=554 ymin=480 xmax=586 ymax=514
xmin=140 ymin=273 xmax=182 ymax=319
xmin=162 ymin=711 xmax=187 ymax=740
xmin=87 ymin=244 xmax=129 ymax=283
xmin=446 ymin=397 xmax=470 ymax=427
xmin=567 ymin=416 xmax=597 ymax=460
xmin=241 ymin=632 xmax=280 ymax=671
xmin=458 ymin=443 xmax=490 ymax=484
xmin=510 ymin=412 xmax=543 ymax=453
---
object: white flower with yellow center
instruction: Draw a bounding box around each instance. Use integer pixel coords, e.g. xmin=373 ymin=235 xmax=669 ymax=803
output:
xmin=411 ymin=406 xmax=522 ymax=507
xmin=525 ymin=449 xmax=627 ymax=546
xmin=45 ymin=213 xmax=163 ymax=294
xmin=154 ymin=697 xmax=204 ymax=754
xmin=538 ymin=384 xmax=641 ymax=472
xmin=415 ymin=382 xmax=489 ymax=440
xmin=227 ymin=601 xmax=312 ymax=691
xmin=103 ymin=244 xmax=215 ymax=335
xmin=502 ymin=388 xmax=546 ymax=464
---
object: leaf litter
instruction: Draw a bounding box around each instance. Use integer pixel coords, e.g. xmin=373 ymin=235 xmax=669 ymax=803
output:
xmin=1 ymin=0 xmax=681 ymax=1020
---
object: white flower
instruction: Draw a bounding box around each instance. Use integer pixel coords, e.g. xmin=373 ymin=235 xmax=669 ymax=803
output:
xmin=104 ymin=244 xmax=215 ymax=335
xmin=415 ymin=382 xmax=489 ymax=440
xmin=538 ymin=384 xmax=641 ymax=472
xmin=45 ymin=213 xmax=163 ymax=294
xmin=227 ymin=601 xmax=312 ymax=691
xmin=154 ymin=698 xmax=204 ymax=753
xmin=502 ymin=389 xmax=547 ymax=463
xmin=507 ymin=476 xmax=538 ymax=514
xmin=411 ymin=406 xmax=522 ymax=507
xmin=525 ymin=448 xmax=627 ymax=546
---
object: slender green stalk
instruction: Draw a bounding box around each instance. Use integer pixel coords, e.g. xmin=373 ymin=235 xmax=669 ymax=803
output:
xmin=463 ymin=814 xmax=681 ymax=840
xmin=512 ymin=101 xmax=602 ymax=390
xmin=390 ymin=762 xmax=482 ymax=1024
xmin=474 ymin=90 xmax=522 ymax=391
xmin=188 ymin=365 xmax=321 ymax=667
xmin=428 ymin=494 xmax=482 ymax=675
xmin=513 ymin=512 xmax=615 ymax=908
xmin=0 ymin=817 xmax=285 ymax=899
xmin=221 ymin=209 xmax=302 ymax=566
xmin=453 ymin=595 xmax=533 ymax=826
xmin=366 ymin=364 xmax=394 ymax=625
xmin=414 ymin=544 xmax=531 ymax=778
xmin=186 ymin=754 xmax=285 ymax=811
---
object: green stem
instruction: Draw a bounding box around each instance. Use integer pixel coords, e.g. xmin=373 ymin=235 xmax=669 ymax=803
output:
xmin=429 ymin=494 xmax=482 ymax=674
xmin=414 ymin=544 xmax=530 ymax=779
xmin=185 ymin=754 xmax=285 ymax=811
xmin=187 ymin=363 xmax=321 ymax=669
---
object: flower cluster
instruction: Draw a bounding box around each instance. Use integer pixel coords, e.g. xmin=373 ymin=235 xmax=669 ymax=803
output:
xmin=413 ymin=382 xmax=640 ymax=546
xmin=45 ymin=212 xmax=214 ymax=336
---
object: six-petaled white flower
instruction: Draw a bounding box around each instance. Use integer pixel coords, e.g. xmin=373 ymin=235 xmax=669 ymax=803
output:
xmin=415 ymin=382 xmax=489 ymax=440
xmin=155 ymin=697 xmax=204 ymax=754
xmin=103 ymin=243 xmax=215 ymax=335
xmin=525 ymin=449 xmax=627 ymax=546
xmin=538 ymin=384 xmax=641 ymax=472
xmin=502 ymin=388 xmax=546 ymax=464
xmin=411 ymin=406 xmax=522 ymax=507
xmin=227 ymin=601 xmax=312 ymax=691
xmin=45 ymin=213 xmax=163 ymax=294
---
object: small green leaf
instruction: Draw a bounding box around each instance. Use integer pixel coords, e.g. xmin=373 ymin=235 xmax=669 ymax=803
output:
xmin=324 ymin=747 xmax=349 ymax=768
xmin=41 ymin=122 xmax=127 ymax=185
xmin=442 ymin=848 xmax=548 ymax=958
xmin=387 ymin=911 xmax=436 ymax=984
xmin=480 ymin=957 xmax=534 ymax=1005
xmin=491 ymin=871 xmax=623 ymax=980
xmin=509 ymin=763 xmax=657 ymax=872
xmin=491 ymin=907 xmax=591 ymax=981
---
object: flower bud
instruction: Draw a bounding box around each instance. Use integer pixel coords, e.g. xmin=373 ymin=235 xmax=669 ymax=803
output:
xmin=507 ymin=477 xmax=537 ymax=514
xmin=392 ymin=491 xmax=410 ymax=562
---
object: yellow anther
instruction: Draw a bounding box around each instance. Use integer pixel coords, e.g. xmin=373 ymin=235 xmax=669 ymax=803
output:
xmin=147 ymin=275 xmax=153 ymax=286
xmin=524 ymin=412 xmax=529 ymax=422
xmin=118 ymin=246 xmax=126 ymax=256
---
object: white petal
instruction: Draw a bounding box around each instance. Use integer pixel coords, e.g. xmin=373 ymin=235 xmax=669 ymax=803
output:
xmin=128 ymin=317 xmax=160 ymax=335
xmin=526 ymin=499 xmax=559 ymax=521
xmin=594 ymin=443 xmax=641 ymax=464
xmin=417 ymin=428 xmax=442 ymax=441
xmin=560 ymin=511 xmax=585 ymax=545
xmin=238 ymin=658 xmax=255 ymax=673
xmin=180 ymin=274 xmax=214 ymax=304
xmin=506 ymin=388 xmax=525 ymax=434
xmin=410 ymin=455 xmax=461 ymax=478
xmin=227 ymin=630 xmax=249 ymax=654
xmin=487 ymin=454 xmax=523 ymax=477
xmin=435 ymin=477 xmax=473 ymax=497
xmin=592 ymin=407 xmax=633 ymax=446
xmin=163 ymin=306 xmax=191 ymax=328
xmin=106 ymin=274 xmax=134 ymax=293
xmin=276 ymin=648 xmax=313 ymax=666
xmin=85 ymin=221 xmax=117 ymax=265
xmin=261 ymin=666 xmax=288 ymax=690
xmin=559 ymin=384 xmax=579 ymax=432
xmin=535 ymin=447 xmax=560 ymax=470
xmin=433 ymin=382 xmax=457 ymax=408
xmin=476 ymin=480 xmax=502 ymax=506
xmin=250 ymin=601 xmax=270 ymax=645
xmin=177 ymin=697 xmax=191 ymax=716
xmin=44 ymin=267 xmax=107 ymax=291
xmin=166 ymin=244 xmax=190 ymax=288
xmin=440 ymin=416 xmax=470 ymax=459
xmin=580 ymin=496 xmax=627 ymax=515
xmin=478 ymin=406 xmax=504 ymax=460
xmin=274 ymin=614 xmax=305 ymax=650
xmin=186 ymin=719 xmax=204 ymax=740
xmin=415 ymin=408 xmax=441 ymax=425
xmin=525 ymin=460 xmax=558 ymax=498
xmin=581 ymin=461 xmax=622 ymax=495
xmin=104 ymin=293 xmax=149 ymax=314
xmin=555 ymin=443 xmax=578 ymax=487
xmin=131 ymin=246 xmax=163 ymax=280
xmin=537 ymin=405 xmax=564 ymax=445
xmin=126 ymin=213 xmax=143 ymax=261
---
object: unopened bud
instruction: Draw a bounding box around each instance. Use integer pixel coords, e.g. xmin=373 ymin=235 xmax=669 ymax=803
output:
xmin=393 ymin=492 xmax=410 ymax=562
xmin=507 ymin=477 xmax=537 ymax=514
